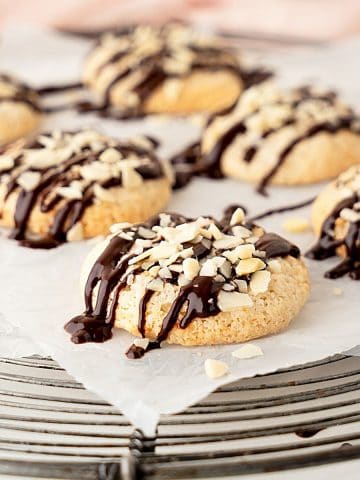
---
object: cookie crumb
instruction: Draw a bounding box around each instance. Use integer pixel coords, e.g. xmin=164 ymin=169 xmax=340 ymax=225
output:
xmin=333 ymin=287 xmax=343 ymax=296
xmin=204 ymin=359 xmax=229 ymax=378
xmin=283 ymin=218 xmax=310 ymax=233
xmin=232 ymin=344 xmax=263 ymax=359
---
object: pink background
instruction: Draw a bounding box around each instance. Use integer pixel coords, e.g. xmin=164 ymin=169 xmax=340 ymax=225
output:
xmin=0 ymin=0 xmax=359 ymax=40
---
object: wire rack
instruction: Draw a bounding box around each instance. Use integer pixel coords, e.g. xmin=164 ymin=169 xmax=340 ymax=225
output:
xmin=0 ymin=354 xmax=359 ymax=479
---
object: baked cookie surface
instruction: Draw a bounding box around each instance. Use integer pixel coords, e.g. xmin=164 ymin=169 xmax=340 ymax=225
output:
xmin=83 ymin=23 xmax=245 ymax=116
xmin=308 ymin=165 xmax=360 ymax=279
xmin=0 ymin=130 xmax=171 ymax=248
xmin=66 ymin=207 xmax=310 ymax=354
xmin=0 ymin=74 xmax=42 ymax=146
xmin=199 ymin=82 xmax=360 ymax=192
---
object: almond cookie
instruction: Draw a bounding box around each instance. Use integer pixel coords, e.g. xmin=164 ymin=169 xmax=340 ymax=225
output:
xmin=83 ymin=22 xmax=246 ymax=116
xmin=0 ymin=130 xmax=171 ymax=248
xmin=0 ymin=74 xmax=42 ymax=146
xmin=173 ymin=82 xmax=360 ymax=192
xmin=66 ymin=207 xmax=310 ymax=354
xmin=307 ymin=165 xmax=360 ymax=279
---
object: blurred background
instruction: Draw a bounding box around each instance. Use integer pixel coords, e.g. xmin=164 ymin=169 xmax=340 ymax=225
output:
xmin=0 ymin=0 xmax=359 ymax=43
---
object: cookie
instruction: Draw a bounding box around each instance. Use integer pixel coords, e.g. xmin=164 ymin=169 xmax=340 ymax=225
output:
xmin=199 ymin=82 xmax=360 ymax=193
xmin=0 ymin=74 xmax=42 ymax=146
xmin=66 ymin=207 xmax=310 ymax=354
xmin=308 ymin=165 xmax=360 ymax=279
xmin=0 ymin=130 xmax=171 ymax=248
xmin=83 ymin=23 xmax=245 ymax=116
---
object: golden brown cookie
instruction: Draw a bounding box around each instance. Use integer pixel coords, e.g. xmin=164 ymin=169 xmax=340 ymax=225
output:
xmin=0 ymin=130 xmax=171 ymax=248
xmin=66 ymin=207 xmax=310 ymax=353
xmin=83 ymin=23 xmax=244 ymax=116
xmin=198 ymin=82 xmax=360 ymax=193
xmin=0 ymin=74 xmax=42 ymax=146
xmin=308 ymin=165 xmax=360 ymax=279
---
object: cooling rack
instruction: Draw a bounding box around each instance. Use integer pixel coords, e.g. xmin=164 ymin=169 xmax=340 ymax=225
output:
xmin=0 ymin=353 xmax=359 ymax=479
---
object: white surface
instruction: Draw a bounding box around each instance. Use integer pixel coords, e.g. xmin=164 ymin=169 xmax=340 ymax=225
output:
xmin=0 ymin=26 xmax=359 ymax=435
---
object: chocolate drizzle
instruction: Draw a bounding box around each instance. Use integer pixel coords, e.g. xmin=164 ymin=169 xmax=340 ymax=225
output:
xmin=0 ymin=132 xmax=164 ymax=249
xmin=306 ymin=194 xmax=360 ymax=279
xmin=0 ymin=73 xmax=41 ymax=113
xmin=66 ymin=210 xmax=302 ymax=357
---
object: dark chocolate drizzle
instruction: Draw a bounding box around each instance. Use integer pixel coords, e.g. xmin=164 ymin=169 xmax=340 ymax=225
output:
xmin=306 ymin=194 xmax=360 ymax=280
xmin=0 ymin=73 xmax=41 ymax=113
xmin=0 ymin=132 xmax=164 ymax=249
xmin=66 ymin=210 xmax=301 ymax=357
xmin=248 ymin=197 xmax=315 ymax=222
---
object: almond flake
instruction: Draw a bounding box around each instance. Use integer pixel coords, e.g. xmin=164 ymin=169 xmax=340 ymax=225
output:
xmin=232 ymin=225 xmax=252 ymax=238
xmin=230 ymin=207 xmax=245 ymax=226
xmin=147 ymin=278 xmax=163 ymax=292
xmin=159 ymin=267 xmax=172 ymax=279
xmin=223 ymin=244 xmax=255 ymax=263
xmin=66 ymin=222 xmax=84 ymax=242
xmin=283 ymin=217 xmax=310 ymax=233
xmin=17 ymin=171 xmax=41 ymax=191
xmin=340 ymin=208 xmax=360 ymax=223
xmin=183 ymin=258 xmax=200 ymax=280
xmin=234 ymin=279 xmax=248 ymax=293
xmin=208 ymin=223 xmax=223 ymax=240
xmin=214 ymin=235 xmax=244 ymax=250
xmin=204 ymin=359 xmax=229 ymax=379
xmin=249 ymin=270 xmax=271 ymax=295
xmin=235 ymin=258 xmax=265 ymax=276
xmin=267 ymin=259 xmax=281 ymax=273
xmin=231 ymin=344 xmax=263 ymax=359
xmin=169 ymin=264 xmax=183 ymax=273
xmin=0 ymin=155 xmax=14 ymax=171
xmin=217 ymin=290 xmax=253 ymax=311
xmin=122 ymin=165 xmax=143 ymax=188
xmin=80 ymin=162 xmax=113 ymax=182
xmin=57 ymin=185 xmax=83 ymax=200
xmin=200 ymin=259 xmax=217 ymax=277
xmin=99 ymin=148 xmax=122 ymax=163
xmin=134 ymin=338 xmax=150 ymax=349
xmin=138 ymin=226 xmax=156 ymax=239
xmin=219 ymin=260 xmax=232 ymax=278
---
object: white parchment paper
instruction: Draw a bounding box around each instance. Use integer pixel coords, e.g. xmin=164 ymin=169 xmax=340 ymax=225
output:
xmin=0 ymin=26 xmax=359 ymax=435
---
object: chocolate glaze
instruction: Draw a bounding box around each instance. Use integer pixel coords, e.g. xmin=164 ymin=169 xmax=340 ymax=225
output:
xmin=66 ymin=210 xmax=301 ymax=357
xmin=1 ymin=134 xmax=164 ymax=249
xmin=306 ymin=194 xmax=360 ymax=279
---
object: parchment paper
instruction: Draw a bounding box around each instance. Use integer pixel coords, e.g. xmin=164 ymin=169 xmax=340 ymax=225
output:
xmin=0 ymin=26 xmax=359 ymax=435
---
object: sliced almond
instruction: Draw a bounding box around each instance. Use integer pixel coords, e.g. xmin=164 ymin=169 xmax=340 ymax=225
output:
xmin=0 ymin=155 xmax=14 ymax=171
xmin=223 ymin=244 xmax=255 ymax=263
xmin=213 ymin=235 xmax=244 ymax=250
xmin=204 ymin=359 xmax=229 ymax=379
xmin=234 ymin=279 xmax=248 ymax=293
xmin=99 ymin=148 xmax=122 ymax=163
xmin=66 ymin=222 xmax=84 ymax=242
xmin=79 ymin=162 xmax=113 ymax=182
xmin=147 ymin=278 xmax=163 ymax=292
xmin=232 ymin=344 xmax=263 ymax=359
xmin=17 ymin=171 xmax=41 ymax=191
xmin=249 ymin=270 xmax=271 ymax=295
xmin=183 ymin=257 xmax=200 ymax=281
xmin=235 ymin=258 xmax=265 ymax=276
xmin=340 ymin=208 xmax=360 ymax=223
xmin=57 ymin=185 xmax=83 ymax=200
xmin=134 ymin=338 xmax=150 ymax=349
xmin=230 ymin=207 xmax=245 ymax=226
xmin=231 ymin=225 xmax=252 ymax=238
xmin=283 ymin=217 xmax=310 ymax=233
xmin=267 ymin=259 xmax=281 ymax=273
xmin=200 ymin=259 xmax=217 ymax=277
xmin=217 ymin=290 xmax=253 ymax=311
xmin=208 ymin=223 xmax=223 ymax=240
xmin=122 ymin=165 xmax=143 ymax=188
